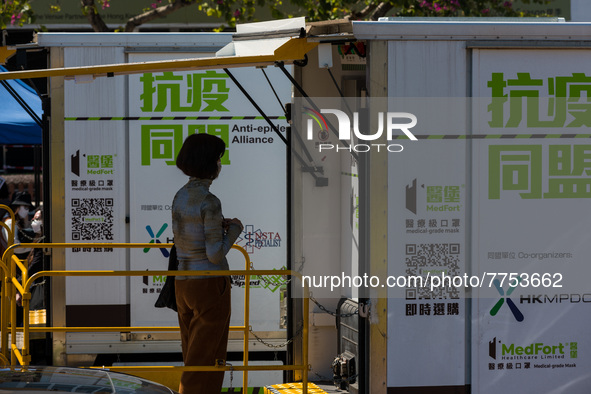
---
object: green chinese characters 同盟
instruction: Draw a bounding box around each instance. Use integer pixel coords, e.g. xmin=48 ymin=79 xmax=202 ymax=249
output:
xmin=488 ymin=144 xmax=591 ymax=199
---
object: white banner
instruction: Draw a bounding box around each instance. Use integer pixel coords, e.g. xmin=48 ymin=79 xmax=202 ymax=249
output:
xmin=471 ymin=49 xmax=591 ymax=393
xmin=127 ymin=53 xmax=289 ymax=331
xmin=388 ymin=138 xmax=467 ymax=387
xmin=64 ymin=64 xmax=128 ymax=306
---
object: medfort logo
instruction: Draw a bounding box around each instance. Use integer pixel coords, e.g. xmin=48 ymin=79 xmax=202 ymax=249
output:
xmin=405 ymin=178 xmax=462 ymax=215
xmin=304 ymin=108 xmax=418 ymax=152
xmin=489 ymin=337 xmax=569 ymax=360
xmin=70 ymin=149 xmax=115 ymax=177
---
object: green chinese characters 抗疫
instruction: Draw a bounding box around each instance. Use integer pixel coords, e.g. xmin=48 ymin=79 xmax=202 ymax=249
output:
xmin=140 ymin=70 xmax=230 ymax=113
xmin=488 ymin=72 xmax=591 ymax=128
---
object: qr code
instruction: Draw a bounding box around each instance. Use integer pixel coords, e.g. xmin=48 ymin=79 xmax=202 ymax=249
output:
xmin=405 ymin=243 xmax=461 ymax=300
xmin=71 ymin=198 xmax=114 ymax=241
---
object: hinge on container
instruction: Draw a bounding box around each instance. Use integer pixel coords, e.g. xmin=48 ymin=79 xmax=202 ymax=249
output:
xmin=359 ymin=300 xmax=371 ymax=318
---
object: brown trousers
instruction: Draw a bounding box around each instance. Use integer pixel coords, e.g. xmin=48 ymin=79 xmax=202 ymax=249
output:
xmin=175 ymin=277 xmax=231 ymax=394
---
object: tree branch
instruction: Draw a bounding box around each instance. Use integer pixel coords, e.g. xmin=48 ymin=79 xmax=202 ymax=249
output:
xmin=348 ymin=2 xmax=378 ymax=20
xmin=370 ymin=2 xmax=394 ymax=20
xmin=80 ymin=0 xmax=109 ymax=32
xmin=124 ymin=0 xmax=192 ymax=32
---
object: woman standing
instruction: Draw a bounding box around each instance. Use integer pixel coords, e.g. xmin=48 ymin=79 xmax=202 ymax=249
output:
xmin=2 ymin=191 xmax=36 ymax=327
xmin=172 ymin=134 xmax=243 ymax=393
xmin=2 ymin=191 xmax=35 ymax=260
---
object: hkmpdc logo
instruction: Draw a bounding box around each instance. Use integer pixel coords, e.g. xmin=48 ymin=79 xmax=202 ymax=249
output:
xmin=144 ymin=223 xmax=170 ymax=258
xmin=490 ymin=278 xmax=524 ymax=322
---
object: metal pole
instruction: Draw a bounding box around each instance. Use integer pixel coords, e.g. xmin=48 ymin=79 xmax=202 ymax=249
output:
xmin=33 ymin=146 xmax=41 ymax=207
xmin=41 ymin=93 xmax=52 ymax=365
xmin=286 ymin=117 xmax=294 ymax=383
xmin=302 ymin=282 xmax=309 ymax=393
xmin=242 ymin=248 xmax=251 ymax=392
xmin=223 ymin=68 xmax=324 ymax=184
xmin=223 ymin=68 xmax=288 ymax=145
xmin=276 ymin=62 xmax=360 ymax=162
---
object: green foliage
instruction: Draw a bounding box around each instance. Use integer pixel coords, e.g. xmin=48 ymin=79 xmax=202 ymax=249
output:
xmin=287 ymin=0 xmax=553 ymax=20
xmin=0 ymin=0 xmax=35 ymax=29
xmin=0 ymin=0 xmax=555 ymax=33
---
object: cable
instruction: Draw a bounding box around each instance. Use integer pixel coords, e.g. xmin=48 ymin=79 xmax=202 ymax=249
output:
xmin=0 ymin=79 xmax=42 ymax=128
xmin=261 ymin=68 xmax=286 ymax=115
xmin=276 ymin=61 xmax=359 ymax=163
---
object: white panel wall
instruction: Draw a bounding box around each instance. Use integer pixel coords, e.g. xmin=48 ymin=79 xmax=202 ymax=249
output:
xmin=63 ymin=46 xmax=128 ymax=305
xmin=387 ymin=41 xmax=468 ymax=98
xmin=386 ymin=40 xmax=469 ymax=389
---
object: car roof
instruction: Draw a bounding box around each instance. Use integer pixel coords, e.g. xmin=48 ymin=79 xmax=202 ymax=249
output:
xmin=0 ymin=366 xmax=178 ymax=394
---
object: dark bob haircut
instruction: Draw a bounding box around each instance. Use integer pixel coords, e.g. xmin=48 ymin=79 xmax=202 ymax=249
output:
xmin=176 ymin=133 xmax=226 ymax=179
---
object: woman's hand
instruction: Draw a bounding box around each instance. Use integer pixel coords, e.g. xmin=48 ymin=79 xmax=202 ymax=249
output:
xmin=223 ymin=218 xmax=243 ymax=232
xmin=33 ymin=210 xmax=42 ymax=221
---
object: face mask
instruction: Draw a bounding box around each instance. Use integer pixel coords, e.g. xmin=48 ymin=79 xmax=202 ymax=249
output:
xmin=17 ymin=207 xmax=29 ymax=219
xmin=31 ymin=220 xmax=42 ymax=234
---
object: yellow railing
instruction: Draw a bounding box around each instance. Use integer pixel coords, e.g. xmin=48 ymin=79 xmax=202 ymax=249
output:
xmin=0 ymin=241 xmax=310 ymax=393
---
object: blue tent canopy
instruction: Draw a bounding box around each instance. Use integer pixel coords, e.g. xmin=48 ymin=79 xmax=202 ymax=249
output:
xmin=0 ymin=65 xmax=42 ymax=145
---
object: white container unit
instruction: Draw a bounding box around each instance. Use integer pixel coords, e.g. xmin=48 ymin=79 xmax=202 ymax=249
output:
xmin=41 ymin=32 xmax=291 ymax=373
xmin=350 ymin=19 xmax=591 ymax=394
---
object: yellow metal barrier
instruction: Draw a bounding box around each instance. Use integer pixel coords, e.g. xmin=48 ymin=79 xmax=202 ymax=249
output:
xmin=1 ymin=242 xmax=310 ymax=393
xmin=0 ymin=205 xmax=15 ymax=366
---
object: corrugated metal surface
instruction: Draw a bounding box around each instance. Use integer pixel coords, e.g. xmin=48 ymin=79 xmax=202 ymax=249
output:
xmin=353 ymin=20 xmax=591 ymax=41
xmin=365 ymin=23 xmax=472 ymax=391
xmin=37 ymin=33 xmax=232 ymax=48
xmin=64 ymin=46 xmax=126 ymax=117
xmin=387 ymin=40 xmax=468 ymax=97
xmin=63 ymin=46 xmax=127 ymax=306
